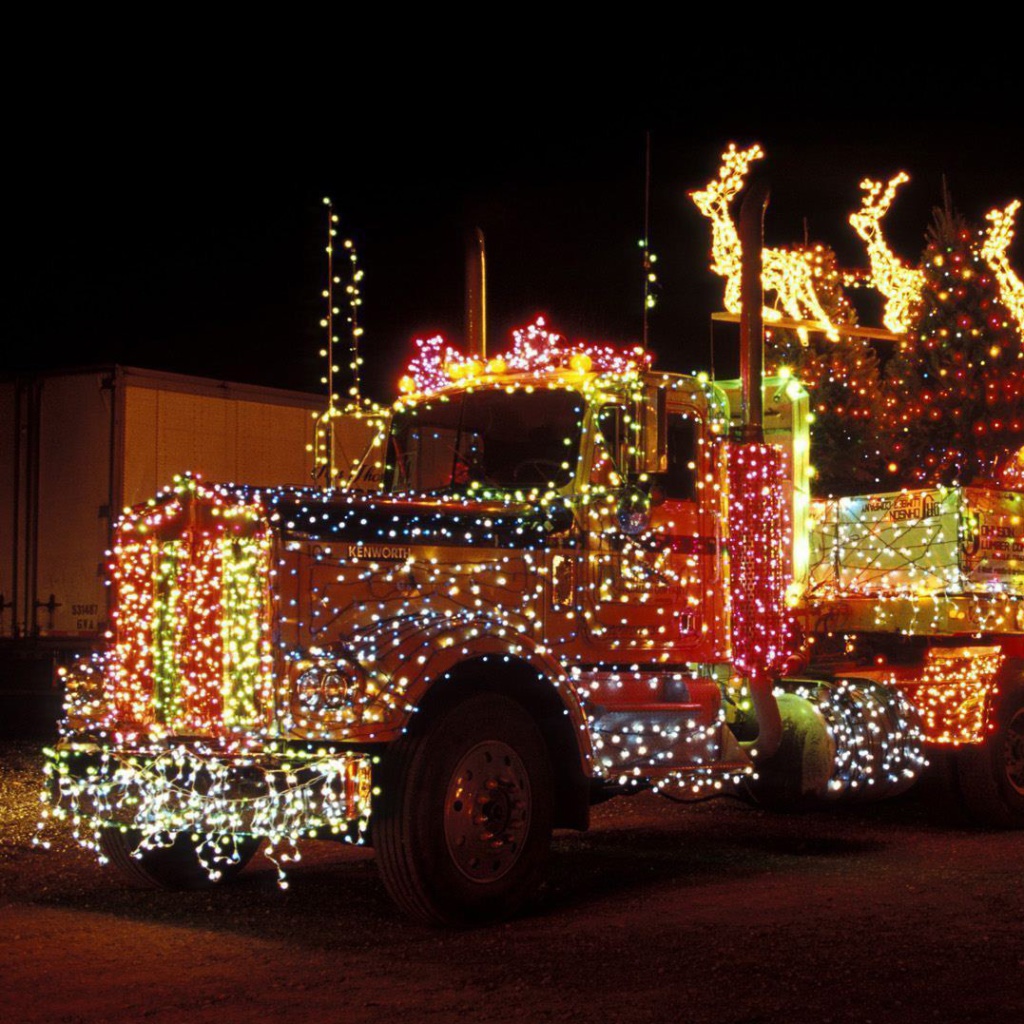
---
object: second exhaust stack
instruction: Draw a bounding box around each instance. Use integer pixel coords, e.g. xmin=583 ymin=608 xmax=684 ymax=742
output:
xmin=465 ymin=227 xmax=487 ymax=359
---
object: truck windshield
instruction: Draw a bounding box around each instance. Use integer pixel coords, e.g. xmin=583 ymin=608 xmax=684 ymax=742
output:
xmin=386 ymin=387 xmax=585 ymax=494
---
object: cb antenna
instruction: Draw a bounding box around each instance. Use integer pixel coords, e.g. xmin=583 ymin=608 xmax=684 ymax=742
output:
xmin=317 ymin=197 xmax=341 ymax=484
xmin=344 ymin=237 xmax=364 ymax=404
xmin=316 ymin=199 xmax=366 ymax=486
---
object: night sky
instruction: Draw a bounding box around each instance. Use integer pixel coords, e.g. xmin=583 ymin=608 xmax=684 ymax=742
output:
xmin=8 ymin=58 xmax=1023 ymax=403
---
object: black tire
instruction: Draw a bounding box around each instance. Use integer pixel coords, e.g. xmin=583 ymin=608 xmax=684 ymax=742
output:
xmin=954 ymin=686 xmax=1024 ymax=828
xmin=372 ymin=693 xmax=553 ymax=926
xmin=99 ymin=829 xmax=261 ymax=889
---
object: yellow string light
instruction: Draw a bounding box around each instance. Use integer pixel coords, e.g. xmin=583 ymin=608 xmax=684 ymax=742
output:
xmin=981 ymin=200 xmax=1024 ymax=331
xmin=848 ymin=173 xmax=925 ymax=334
xmin=692 ymin=144 xmax=840 ymax=344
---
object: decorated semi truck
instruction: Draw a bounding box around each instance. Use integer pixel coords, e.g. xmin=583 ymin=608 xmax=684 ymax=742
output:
xmin=42 ymin=202 xmax=1024 ymax=926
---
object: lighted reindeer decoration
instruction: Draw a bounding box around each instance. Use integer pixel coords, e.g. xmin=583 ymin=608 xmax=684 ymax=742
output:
xmin=981 ymin=199 xmax=1024 ymax=331
xmin=691 ymin=143 xmax=840 ymax=344
xmin=849 ymin=172 xmax=925 ymax=335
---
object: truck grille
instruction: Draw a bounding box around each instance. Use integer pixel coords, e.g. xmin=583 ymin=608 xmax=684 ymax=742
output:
xmin=107 ymin=484 xmax=273 ymax=735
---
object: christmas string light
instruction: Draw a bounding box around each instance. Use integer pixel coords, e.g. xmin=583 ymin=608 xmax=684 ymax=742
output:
xmin=105 ymin=477 xmax=275 ymax=736
xmin=981 ymin=200 xmax=1024 ymax=331
xmin=343 ymin=237 xmax=365 ymax=401
xmin=784 ymin=678 xmax=926 ymax=799
xmin=809 ymin=487 xmax=1024 ymax=596
xmin=39 ymin=737 xmax=373 ymax=888
xmin=915 ymin=646 xmax=1004 ymax=745
xmin=319 ymin=197 xmax=341 ymax=413
xmin=314 ymin=201 xmax=381 ymax=486
xmin=849 ymin=172 xmax=926 ymax=335
xmin=400 ymin=317 xmax=652 ymax=396
xmin=726 ymin=442 xmax=797 ymax=682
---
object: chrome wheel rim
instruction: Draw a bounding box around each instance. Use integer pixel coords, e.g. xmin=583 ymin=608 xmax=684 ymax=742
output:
xmin=444 ymin=740 xmax=531 ymax=883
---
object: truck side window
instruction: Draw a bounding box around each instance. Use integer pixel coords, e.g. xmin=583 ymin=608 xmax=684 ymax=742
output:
xmin=664 ymin=415 xmax=698 ymax=501
xmin=597 ymin=405 xmax=627 ymax=474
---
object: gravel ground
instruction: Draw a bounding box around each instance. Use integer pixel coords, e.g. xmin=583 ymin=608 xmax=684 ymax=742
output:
xmin=2 ymin=741 xmax=1022 ymax=1024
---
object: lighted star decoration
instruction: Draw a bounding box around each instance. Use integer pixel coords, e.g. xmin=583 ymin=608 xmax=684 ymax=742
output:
xmin=691 ymin=143 xmax=840 ymax=344
xmin=848 ymin=172 xmax=926 ymax=335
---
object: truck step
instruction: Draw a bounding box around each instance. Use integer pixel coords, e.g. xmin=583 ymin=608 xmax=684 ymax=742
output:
xmin=589 ymin=707 xmax=724 ymax=773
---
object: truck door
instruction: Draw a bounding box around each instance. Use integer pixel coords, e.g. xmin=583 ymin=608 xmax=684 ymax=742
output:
xmin=584 ymin=399 xmax=713 ymax=657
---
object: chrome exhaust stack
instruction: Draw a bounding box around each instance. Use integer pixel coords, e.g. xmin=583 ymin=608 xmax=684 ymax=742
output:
xmin=737 ymin=179 xmax=769 ymax=443
xmin=465 ymin=227 xmax=487 ymax=359
xmin=732 ymin=176 xmax=783 ymax=761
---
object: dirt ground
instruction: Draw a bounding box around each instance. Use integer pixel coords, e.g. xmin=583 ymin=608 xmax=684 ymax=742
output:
xmin=1 ymin=741 xmax=1022 ymax=1024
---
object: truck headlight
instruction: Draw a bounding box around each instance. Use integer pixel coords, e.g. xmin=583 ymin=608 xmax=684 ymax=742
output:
xmin=293 ymin=658 xmax=363 ymax=713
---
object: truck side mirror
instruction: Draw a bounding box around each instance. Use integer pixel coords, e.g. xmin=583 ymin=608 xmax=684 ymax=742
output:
xmin=543 ymin=502 xmax=575 ymax=535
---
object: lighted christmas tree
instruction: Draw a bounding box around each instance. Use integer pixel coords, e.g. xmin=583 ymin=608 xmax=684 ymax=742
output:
xmin=764 ymin=243 xmax=883 ymax=495
xmin=881 ymin=202 xmax=1024 ymax=487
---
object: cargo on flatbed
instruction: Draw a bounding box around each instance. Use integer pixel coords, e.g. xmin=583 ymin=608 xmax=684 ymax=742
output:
xmin=807 ymin=487 xmax=1024 ymax=636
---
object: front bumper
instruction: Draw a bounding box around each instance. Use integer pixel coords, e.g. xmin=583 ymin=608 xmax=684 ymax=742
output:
xmin=46 ymin=739 xmax=374 ymax=842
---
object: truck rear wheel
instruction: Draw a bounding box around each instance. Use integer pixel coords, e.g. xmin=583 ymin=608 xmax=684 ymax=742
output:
xmin=372 ymin=693 xmax=553 ymax=925
xmin=954 ymin=687 xmax=1024 ymax=828
xmin=100 ymin=829 xmax=261 ymax=889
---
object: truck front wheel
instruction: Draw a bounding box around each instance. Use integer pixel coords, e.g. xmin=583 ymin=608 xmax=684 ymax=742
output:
xmin=99 ymin=829 xmax=261 ymax=889
xmin=373 ymin=693 xmax=553 ymax=925
xmin=955 ymin=687 xmax=1024 ymax=828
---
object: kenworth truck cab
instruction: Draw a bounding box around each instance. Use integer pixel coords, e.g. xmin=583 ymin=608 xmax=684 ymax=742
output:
xmin=44 ymin=359 xmax=786 ymax=917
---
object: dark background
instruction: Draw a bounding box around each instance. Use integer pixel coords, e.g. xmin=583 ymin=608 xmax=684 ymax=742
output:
xmin=7 ymin=50 xmax=1023 ymax=402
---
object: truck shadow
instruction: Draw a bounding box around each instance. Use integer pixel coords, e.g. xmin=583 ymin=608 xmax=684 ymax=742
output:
xmin=540 ymin=806 xmax=889 ymax=916
xmin=27 ymin=801 xmax=897 ymax=942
